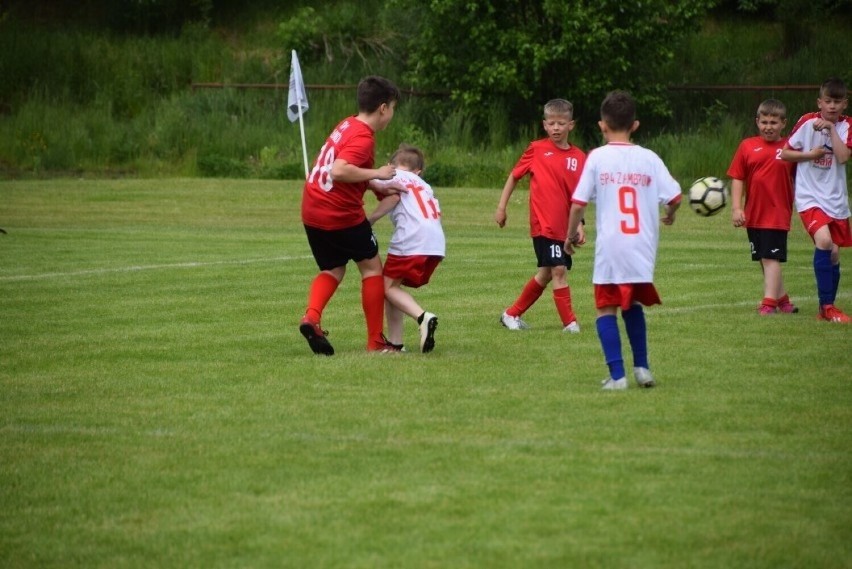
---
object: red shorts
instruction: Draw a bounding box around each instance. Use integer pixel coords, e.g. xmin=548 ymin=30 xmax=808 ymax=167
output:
xmin=594 ymin=283 xmax=661 ymax=311
xmin=799 ymin=208 xmax=852 ymax=247
xmin=383 ymin=254 xmax=443 ymax=288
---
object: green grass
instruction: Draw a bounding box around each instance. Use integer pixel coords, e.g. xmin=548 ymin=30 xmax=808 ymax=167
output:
xmin=1 ymin=179 xmax=851 ymax=568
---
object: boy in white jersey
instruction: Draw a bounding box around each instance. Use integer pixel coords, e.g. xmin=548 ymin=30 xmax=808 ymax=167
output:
xmin=369 ymin=144 xmax=445 ymax=352
xmin=780 ymin=77 xmax=852 ymax=323
xmin=565 ymin=90 xmax=682 ymax=390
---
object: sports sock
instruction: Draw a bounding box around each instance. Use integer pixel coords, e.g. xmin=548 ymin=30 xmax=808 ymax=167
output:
xmin=596 ymin=315 xmax=624 ymax=380
xmin=777 ymin=293 xmax=790 ymax=305
xmin=621 ymin=305 xmax=648 ymax=369
xmin=305 ymin=272 xmax=339 ymax=323
xmin=507 ymin=278 xmax=544 ymax=317
xmin=761 ymin=297 xmax=778 ymax=308
xmin=814 ymin=248 xmax=833 ymax=305
xmin=832 ymin=263 xmax=840 ymax=302
xmin=552 ymin=286 xmax=577 ymax=325
xmin=362 ymin=275 xmax=385 ymax=349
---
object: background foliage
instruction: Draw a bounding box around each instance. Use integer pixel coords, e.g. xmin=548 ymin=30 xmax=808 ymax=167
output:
xmin=0 ymin=0 xmax=850 ymax=183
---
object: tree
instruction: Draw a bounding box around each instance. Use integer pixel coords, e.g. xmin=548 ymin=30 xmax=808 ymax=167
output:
xmin=388 ymin=0 xmax=717 ymax=138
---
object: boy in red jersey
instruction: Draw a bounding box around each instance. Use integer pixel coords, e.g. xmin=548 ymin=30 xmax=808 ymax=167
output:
xmin=564 ymin=90 xmax=681 ymax=390
xmin=495 ymin=99 xmax=586 ymax=333
xmin=299 ymin=76 xmax=406 ymax=355
xmin=781 ymin=77 xmax=852 ymax=323
xmin=727 ymin=99 xmax=798 ymax=315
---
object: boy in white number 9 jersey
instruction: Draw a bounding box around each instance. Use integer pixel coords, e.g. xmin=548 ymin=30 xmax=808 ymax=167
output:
xmin=369 ymin=144 xmax=445 ymax=353
xmin=565 ymin=90 xmax=682 ymax=390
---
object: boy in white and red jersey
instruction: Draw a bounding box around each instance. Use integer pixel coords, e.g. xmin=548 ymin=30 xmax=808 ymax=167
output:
xmin=781 ymin=77 xmax=852 ymax=324
xmin=299 ymin=76 xmax=406 ymax=355
xmin=565 ymin=90 xmax=681 ymax=390
xmin=369 ymin=144 xmax=445 ymax=353
xmin=727 ymin=98 xmax=798 ymax=315
xmin=495 ymin=99 xmax=586 ymax=333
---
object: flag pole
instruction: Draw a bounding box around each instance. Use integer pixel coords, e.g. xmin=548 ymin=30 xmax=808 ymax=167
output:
xmin=288 ymin=50 xmax=310 ymax=179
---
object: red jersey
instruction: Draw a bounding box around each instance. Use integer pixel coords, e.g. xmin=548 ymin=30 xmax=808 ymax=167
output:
xmin=302 ymin=117 xmax=375 ymax=230
xmin=726 ymin=136 xmax=795 ymax=230
xmin=512 ymin=138 xmax=586 ymax=240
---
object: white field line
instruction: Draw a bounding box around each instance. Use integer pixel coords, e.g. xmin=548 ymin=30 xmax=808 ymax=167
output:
xmin=0 ymin=255 xmax=312 ymax=282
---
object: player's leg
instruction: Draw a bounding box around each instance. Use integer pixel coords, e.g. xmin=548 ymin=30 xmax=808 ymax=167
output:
xmin=300 ymin=225 xmax=347 ymax=355
xmin=759 ymin=259 xmax=781 ymax=314
xmin=501 ymin=238 xmax=552 ymax=329
xmin=596 ymin=305 xmax=626 ymax=390
xmin=550 ymin=260 xmax=579 ymax=333
xmin=621 ymin=303 xmax=655 ymax=388
xmin=384 ymin=296 xmax=405 ymax=348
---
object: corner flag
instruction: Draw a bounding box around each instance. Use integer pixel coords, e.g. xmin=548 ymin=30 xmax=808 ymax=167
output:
xmin=287 ymin=50 xmax=310 ymax=178
xmin=287 ymin=50 xmax=309 ymax=122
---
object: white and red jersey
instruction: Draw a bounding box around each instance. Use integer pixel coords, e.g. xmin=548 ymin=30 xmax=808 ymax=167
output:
xmin=572 ymin=142 xmax=681 ymax=284
xmin=726 ymin=136 xmax=795 ymax=230
xmin=512 ymin=138 xmax=586 ymax=240
xmin=785 ymin=112 xmax=852 ymax=219
xmin=302 ymin=116 xmax=375 ymax=230
xmin=374 ymin=170 xmax=445 ymax=256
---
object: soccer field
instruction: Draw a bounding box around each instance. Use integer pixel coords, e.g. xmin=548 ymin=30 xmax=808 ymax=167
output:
xmin=1 ymin=179 xmax=850 ymax=568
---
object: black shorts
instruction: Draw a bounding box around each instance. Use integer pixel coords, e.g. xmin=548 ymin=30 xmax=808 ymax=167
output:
xmin=747 ymin=228 xmax=788 ymax=262
xmin=533 ymin=236 xmax=572 ymax=270
xmin=304 ymin=219 xmax=379 ymax=271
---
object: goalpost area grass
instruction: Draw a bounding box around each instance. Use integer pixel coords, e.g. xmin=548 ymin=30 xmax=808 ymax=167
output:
xmin=1 ymin=179 xmax=850 ymax=568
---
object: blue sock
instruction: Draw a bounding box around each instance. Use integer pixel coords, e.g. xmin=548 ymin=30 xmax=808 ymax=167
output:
xmin=833 ymin=263 xmax=840 ymax=302
xmin=814 ymin=249 xmax=833 ymax=305
xmin=622 ymin=304 xmax=648 ymax=369
xmin=596 ymin=315 xmax=624 ymax=380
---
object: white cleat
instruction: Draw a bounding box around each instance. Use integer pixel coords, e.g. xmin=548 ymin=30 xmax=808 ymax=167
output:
xmin=601 ymin=377 xmax=628 ymax=391
xmin=500 ymin=311 xmax=530 ymax=330
xmin=419 ymin=312 xmax=438 ymax=353
xmin=562 ymin=320 xmax=580 ymax=334
xmin=633 ymin=367 xmax=656 ymax=388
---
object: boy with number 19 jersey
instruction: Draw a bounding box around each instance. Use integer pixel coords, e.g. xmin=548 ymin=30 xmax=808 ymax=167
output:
xmin=565 ymin=90 xmax=681 ymax=390
xmin=495 ymin=99 xmax=586 ymax=333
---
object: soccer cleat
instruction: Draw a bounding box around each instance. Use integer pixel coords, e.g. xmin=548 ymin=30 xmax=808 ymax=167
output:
xmin=562 ymin=320 xmax=580 ymax=334
xmin=758 ymin=304 xmax=777 ymax=316
xmin=819 ymin=304 xmax=851 ymax=323
xmin=368 ymin=334 xmax=404 ymax=353
xmin=601 ymin=377 xmax=628 ymax=391
xmin=777 ymin=301 xmax=799 ymax=314
xmin=500 ymin=311 xmax=530 ymax=330
xmin=299 ymin=317 xmax=334 ymax=356
xmin=633 ymin=367 xmax=656 ymax=388
xmin=419 ymin=312 xmax=438 ymax=353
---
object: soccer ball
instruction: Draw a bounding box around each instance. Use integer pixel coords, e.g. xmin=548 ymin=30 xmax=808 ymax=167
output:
xmin=688 ymin=176 xmax=727 ymax=217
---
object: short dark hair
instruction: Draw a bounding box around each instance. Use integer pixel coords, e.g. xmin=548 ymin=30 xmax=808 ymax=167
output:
xmin=820 ymin=77 xmax=848 ymax=100
xmin=391 ymin=143 xmax=425 ymax=171
xmin=757 ymin=98 xmax=786 ymax=119
xmin=357 ymin=76 xmax=401 ymax=113
xmin=600 ymin=90 xmax=636 ymax=132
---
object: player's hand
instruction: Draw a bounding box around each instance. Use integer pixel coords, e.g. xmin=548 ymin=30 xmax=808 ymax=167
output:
xmin=575 ymin=225 xmax=587 ymax=246
xmin=732 ymin=208 xmax=746 ymax=228
xmin=375 ymin=164 xmax=396 ymax=180
xmin=661 ymin=212 xmax=676 ymax=225
xmin=494 ymin=208 xmax=507 ymax=228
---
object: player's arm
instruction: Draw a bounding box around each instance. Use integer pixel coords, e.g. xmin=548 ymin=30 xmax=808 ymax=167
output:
xmin=564 ymin=202 xmax=587 ymax=254
xmin=780 ymin=145 xmax=825 ymax=163
xmin=367 ymin=194 xmax=400 ymax=225
xmin=730 ymin=178 xmax=746 ymax=228
xmin=332 ymin=159 xmax=396 ymax=183
xmin=368 ymin=178 xmax=407 ymax=196
xmin=826 ymin=124 xmax=851 ymax=164
xmin=494 ymin=174 xmax=518 ymax=228
xmin=661 ymin=195 xmax=681 ymax=226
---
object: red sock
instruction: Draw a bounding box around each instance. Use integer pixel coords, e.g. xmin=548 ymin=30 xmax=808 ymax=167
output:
xmin=761 ymin=297 xmax=778 ymax=308
xmin=507 ymin=278 xmax=545 ymax=317
xmin=777 ymin=294 xmax=790 ymax=305
xmin=305 ymin=272 xmax=339 ymax=323
xmin=553 ymin=286 xmax=577 ymax=325
xmin=362 ymin=275 xmax=385 ymax=349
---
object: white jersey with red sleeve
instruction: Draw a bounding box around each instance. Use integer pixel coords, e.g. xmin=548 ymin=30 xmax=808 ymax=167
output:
xmin=572 ymin=142 xmax=682 ymax=284
xmin=373 ymin=170 xmax=446 ymax=256
xmin=785 ymin=112 xmax=851 ymax=218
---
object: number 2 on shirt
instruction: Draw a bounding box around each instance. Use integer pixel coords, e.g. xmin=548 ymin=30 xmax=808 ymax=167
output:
xmin=618 ymin=186 xmax=639 ymax=234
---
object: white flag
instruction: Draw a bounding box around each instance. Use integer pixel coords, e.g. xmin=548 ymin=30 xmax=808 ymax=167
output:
xmin=287 ymin=50 xmax=309 ymax=122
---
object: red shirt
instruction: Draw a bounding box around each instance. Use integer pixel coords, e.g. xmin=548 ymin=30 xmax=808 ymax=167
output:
xmin=726 ymin=136 xmax=794 ymax=230
xmin=512 ymin=138 xmax=586 ymax=240
xmin=302 ymin=117 xmax=375 ymax=230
